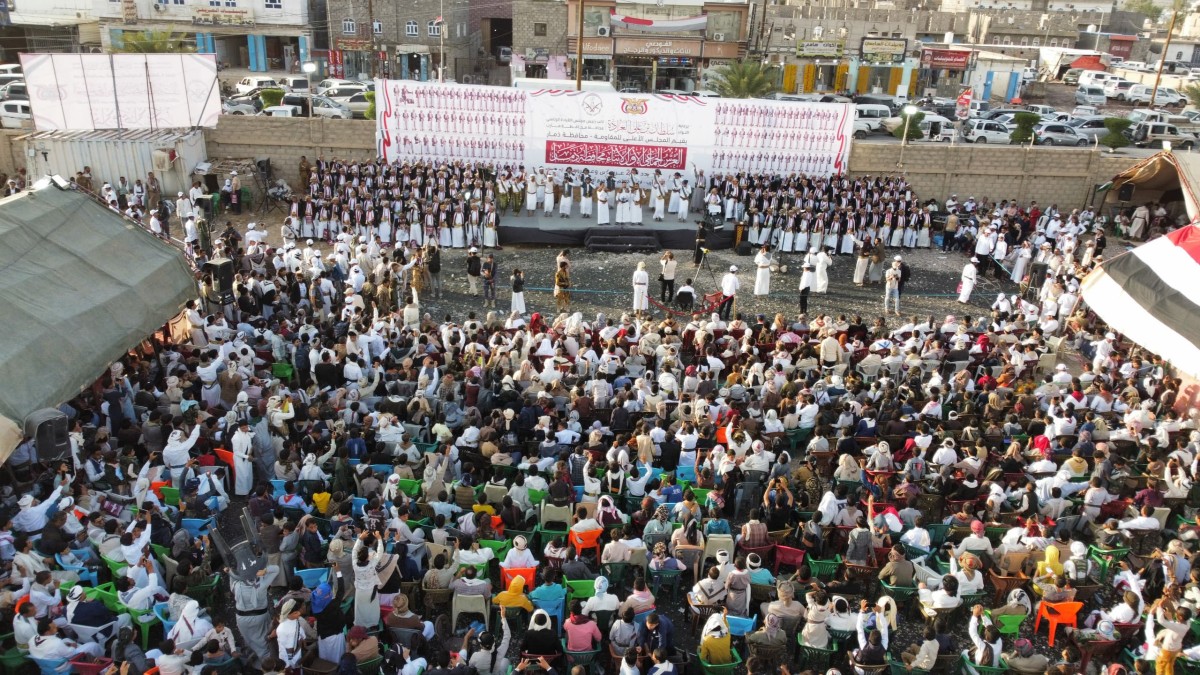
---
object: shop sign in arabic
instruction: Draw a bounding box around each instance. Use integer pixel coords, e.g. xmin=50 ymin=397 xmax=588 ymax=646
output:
xmin=616 ymin=38 xmax=702 ymax=57
xmin=859 ymin=37 xmax=907 ymax=65
xmin=796 ymin=40 xmax=843 ymax=58
xmin=192 ymin=7 xmax=255 ymax=26
xmin=546 ymin=140 xmax=687 ymax=169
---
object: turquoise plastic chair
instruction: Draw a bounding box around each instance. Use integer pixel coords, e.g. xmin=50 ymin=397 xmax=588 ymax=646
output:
xmin=727 ymin=614 xmax=757 ymax=637
xmin=154 ymin=602 xmax=177 ymax=636
xmin=55 ymin=554 xmax=97 ymax=586
xmin=30 ymin=657 xmax=70 ymax=675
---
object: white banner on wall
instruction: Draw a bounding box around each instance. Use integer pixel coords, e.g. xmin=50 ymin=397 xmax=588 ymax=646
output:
xmin=376 ymin=80 xmax=854 ymax=178
xmin=20 ymin=53 xmax=221 ymax=132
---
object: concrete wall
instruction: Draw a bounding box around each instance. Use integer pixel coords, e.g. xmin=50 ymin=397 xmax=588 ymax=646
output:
xmin=204 ymin=116 xmax=376 ymax=188
xmin=201 ymin=116 xmax=1142 ymax=207
xmin=847 ymin=142 xmax=1138 ymax=207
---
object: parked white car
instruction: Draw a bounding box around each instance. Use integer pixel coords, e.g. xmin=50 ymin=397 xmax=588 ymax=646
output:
xmin=1034 ymin=122 xmax=1088 ymax=146
xmin=314 ymin=78 xmax=361 ymax=95
xmin=235 ymin=76 xmax=279 ymax=95
xmin=0 ymin=100 xmax=30 ymax=128
xmin=222 ymin=98 xmax=258 ymax=115
xmin=278 ymin=76 xmax=311 ymax=93
xmin=337 ymin=91 xmax=374 ymax=118
xmin=1128 ymin=85 xmax=1185 ymax=106
xmin=1103 ymin=79 xmax=1136 ymax=100
xmin=961 ymin=118 xmax=1011 ymax=143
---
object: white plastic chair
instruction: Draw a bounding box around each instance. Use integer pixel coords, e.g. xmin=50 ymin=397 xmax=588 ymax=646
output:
xmin=451 ymin=593 xmax=490 ymax=631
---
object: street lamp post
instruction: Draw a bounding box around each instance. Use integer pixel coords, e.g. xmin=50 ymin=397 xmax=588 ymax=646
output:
xmin=898 ymin=103 xmax=918 ymax=170
xmin=302 ymin=61 xmax=317 ymax=93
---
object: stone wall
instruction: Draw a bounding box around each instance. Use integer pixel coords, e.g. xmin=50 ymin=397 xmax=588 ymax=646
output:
xmin=204 ymin=116 xmax=1144 ymax=207
xmin=847 ymin=142 xmax=1140 ymax=207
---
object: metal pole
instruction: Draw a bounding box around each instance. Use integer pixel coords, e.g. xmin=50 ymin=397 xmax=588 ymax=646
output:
xmin=439 ymin=0 xmax=446 ymax=82
xmin=899 ymin=112 xmax=911 ymax=169
xmin=575 ymin=0 xmax=585 ymax=91
xmin=1150 ymin=9 xmax=1178 ymax=110
xmin=368 ymin=0 xmax=377 ymax=78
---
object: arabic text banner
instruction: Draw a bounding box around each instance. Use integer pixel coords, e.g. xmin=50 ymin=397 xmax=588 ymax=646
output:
xmin=376 ymin=80 xmax=854 ymax=178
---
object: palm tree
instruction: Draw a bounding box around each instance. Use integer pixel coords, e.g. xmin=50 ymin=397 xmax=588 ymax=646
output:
xmin=111 ymin=31 xmax=196 ymax=54
xmin=708 ymin=60 xmax=778 ymax=99
xmin=1184 ymin=83 xmax=1200 ymax=109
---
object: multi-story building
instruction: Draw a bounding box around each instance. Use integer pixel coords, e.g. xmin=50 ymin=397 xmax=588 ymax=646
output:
xmin=0 ymin=0 xmax=100 ymax=58
xmin=510 ymin=0 xmax=753 ymax=92
xmin=325 ymin=0 xmax=469 ymax=81
xmin=94 ymin=0 xmax=313 ymax=71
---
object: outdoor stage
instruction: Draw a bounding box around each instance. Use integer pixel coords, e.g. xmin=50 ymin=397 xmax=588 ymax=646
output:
xmin=498 ymin=213 xmax=736 ymax=250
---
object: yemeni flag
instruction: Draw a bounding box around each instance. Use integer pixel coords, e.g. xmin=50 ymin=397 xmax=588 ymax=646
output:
xmin=1080 ymin=224 xmax=1200 ymax=378
xmin=609 ymin=8 xmax=708 ymax=32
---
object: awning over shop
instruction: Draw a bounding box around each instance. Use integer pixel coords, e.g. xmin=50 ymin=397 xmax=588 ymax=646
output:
xmin=1069 ymin=55 xmax=1107 ymax=71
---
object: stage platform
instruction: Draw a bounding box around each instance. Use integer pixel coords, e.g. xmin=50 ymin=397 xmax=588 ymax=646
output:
xmin=498 ymin=214 xmax=735 ymax=250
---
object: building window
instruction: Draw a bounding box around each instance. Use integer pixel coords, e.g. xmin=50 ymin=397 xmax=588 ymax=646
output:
xmin=991 ymin=35 xmax=1000 ymax=44
xmin=224 ymin=0 xmax=236 ymax=6
xmin=1003 ymin=36 xmax=1012 ymax=45
xmin=209 ymin=0 xmax=221 ymax=6
xmin=1032 ymin=37 xmax=1039 ymax=46
xmin=406 ymin=20 xmax=418 ymax=36
xmin=533 ymin=22 xmax=547 ymax=36
xmin=264 ymin=0 xmax=281 ymax=7
xmin=342 ymin=18 xmax=357 ymax=35
xmin=373 ymin=19 xmax=383 ymax=34
xmin=1019 ymin=37 xmax=1028 ymax=46
xmin=1048 ymin=38 xmax=1058 ymax=47
xmin=428 ymin=20 xmax=441 ymax=37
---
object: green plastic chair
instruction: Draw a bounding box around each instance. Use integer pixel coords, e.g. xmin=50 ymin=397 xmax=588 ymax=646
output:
xmin=649 ymin=568 xmax=683 ymax=601
xmin=600 ymin=562 xmax=630 ymax=591
xmin=357 ymin=655 xmax=384 ymax=675
xmin=87 ymin=582 xmax=122 ymax=612
xmin=988 ymin=611 xmax=1027 ymax=637
xmin=480 ymin=539 xmax=512 ymax=561
xmin=879 ymin=581 xmax=918 ymax=604
xmin=808 ymin=555 xmax=842 ymax=580
xmin=528 ymin=489 xmax=548 ymax=506
xmin=796 ymin=639 xmax=838 ymax=673
xmin=398 ymin=479 xmax=423 ymax=498
xmin=698 ymin=647 xmax=743 ymax=675
xmin=160 ymin=486 xmax=181 ymax=507
xmin=536 ymin=523 xmax=569 ymax=550
xmin=0 ymin=647 xmax=26 ymax=675
xmin=562 ymin=638 xmax=602 ymax=675
xmin=123 ymin=603 xmax=160 ymax=650
xmin=101 ymin=554 xmax=128 ymax=577
xmin=926 ymin=523 xmax=951 ymax=548
xmin=150 ymin=543 xmax=172 ymax=561
xmin=959 ymin=654 xmax=1008 ymax=675
xmin=1088 ymin=544 xmax=1131 ymax=584
xmin=565 ymin=579 xmax=597 ymax=604
xmin=889 ymin=661 xmax=931 ymax=675
xmin=187 ymin=574 xmax=221 ymax=605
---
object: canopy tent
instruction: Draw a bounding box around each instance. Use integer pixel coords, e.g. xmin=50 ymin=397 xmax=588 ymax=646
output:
xmin=0 ymin=179 xmax=195 ymax=463
xmin=1102 ymin=150 xmax=1200 ymax=220
xmin=1069 ymin=55 xmax=1107 ymax=72
xmin=1083 ymin=151 xmax=1200 ymax=379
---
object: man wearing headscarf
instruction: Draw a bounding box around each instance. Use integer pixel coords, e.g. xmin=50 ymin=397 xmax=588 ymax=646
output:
xmin=494 ymin=574 xmax=535 ymax=613
xmin=232 ymin=565 xmax=279 ymax=669
xmin=64 ymin=584 xmax=131 ymax=638
xmin=13 ymin=482 xmax=66 ymax=536
xmin=230 ymin=418 xmax=256 ymax=496
xmin=162 ymin=425 xmax=202 ymax=486
xmin=313 ymin=565 xmax=349 ymax=661
xmin=747 ymin=612 xmax=787 ymax=649
xmin=273 ymin=599 xmax=312 ymax=670
xmin=167 ymin=599 xmax=213 ymax=651
xmin=699 ymin=612 xmax=733 ymax=664
xmin=501 ymin=535 xmax=537 ymax=569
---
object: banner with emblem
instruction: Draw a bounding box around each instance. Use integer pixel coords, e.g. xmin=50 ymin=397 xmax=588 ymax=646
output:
xmin=375 ymin=80 xmax=855 ymax=178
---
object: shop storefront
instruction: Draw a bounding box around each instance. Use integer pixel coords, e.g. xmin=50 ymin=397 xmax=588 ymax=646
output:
xmin=857 ymin=37 xmax=908 ymax=95
xmin=394 ymin=45 xmax=432 ymax=81
xmin=917 ymin=47 xmax=973 ymax=97
xmin=613 ymin=37 xmax=702 ymax=92
xmin=330 ymin=38 xmax=375 ymax=80
xmin=784 ymin=40 xmax=846 ymax=93
xmin=568 ymin=37 xmax=614 ymax=83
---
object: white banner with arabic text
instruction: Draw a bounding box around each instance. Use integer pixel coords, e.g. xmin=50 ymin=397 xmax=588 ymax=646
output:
xmin=375 ymin=80 xmax=854 ymax=179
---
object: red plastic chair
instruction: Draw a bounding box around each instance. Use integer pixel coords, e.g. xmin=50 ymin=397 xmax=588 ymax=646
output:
xmin=491 ymin=515 xmax=506 ymax=537
xmin=738 ymin=541 xmax=776 ymax=567
xmin=773 ymin=545 xmax=805 ymax=574
xmin=70 ymin=656 xmax=114 ymax=675
xmin=1034 ymin=600 xmax=1083 ymax=646
xmin=569 ymin=528 xmax=604 ymax=560
xmin=150 ymin=481 xmax=170 ymax=499
xmin=214 ymin=449 xmax=236 ymax=484
xmin=502 ymin=566 xmax=537 ymax=589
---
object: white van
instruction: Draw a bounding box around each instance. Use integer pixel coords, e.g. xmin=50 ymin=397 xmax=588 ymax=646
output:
xmin=262 ymin=105 xmax=302 ymax=117
xmin=855 ymin=104 xmax=891 ymax=131
xmin=1078 ymin=71 xmax=1114 ymax=87
xmin=0 ymin=99 xmax=29 ymax=128
xmin=1075 ymin=86 xmax=1106 ymax=106
xmin=968 ymin=100 xmax=991 ymax=118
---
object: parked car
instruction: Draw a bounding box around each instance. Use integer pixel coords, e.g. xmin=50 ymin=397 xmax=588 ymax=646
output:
xmin=323 ymin=84 xmax=370 ymax=100
xmin=1063 ymin=68 xmax=1082 ymax=85
xmin=261 ymin=105 xmax=302 ymax=117
xmin=235 ymin=76 xmax=279 ymax=95
xmin=1071 ymin=105 xmax=1099 ymax=117
xmin=1127 ymin=121 xmax=1195 ymax=148
xmin=0 ymin=100 xmax=30 ymax=128
xmin=1076 ymin=86 xmax=1106 ymax=106
xmin=1021 ymin=67 xmax=1038 ymax=82
xmin=1103 ymin=79 xmax=1136 ymax=100
xmin=314 ymin=78 xmax=362 ymax=95
xmin=0 ymin=81 xmax=27 ymax=101
xmin=278 ymin=76 xmax=311 ymax=93
xmin=1066 ymin=115 xmax=1109 ymax=140
xmin=962 ymin=118 xmax=1011 ymax=143
xmin=339 ymin=91 xmax=374 ymax=118
xmin=1025 ymin=104 xmax=1057 ymax=116
xmin=1128 ymin=85 xmax=1185 ymax=106
xmin=281 ymin=93 xmax=351 ymax=119
xmin=982 ymin=108 xmax=1025 ymax=121
xmin=222 ymin=98 xmax=258 ymax=115
xmin=1078 ymin=71 xmax=1115 ymax=88
xmin=1034 ymin=122 xmax=1088 ymax=145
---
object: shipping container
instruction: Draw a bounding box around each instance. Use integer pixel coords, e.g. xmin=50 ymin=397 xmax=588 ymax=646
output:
xmin=19 ymin=129 xmax=208 ymax=203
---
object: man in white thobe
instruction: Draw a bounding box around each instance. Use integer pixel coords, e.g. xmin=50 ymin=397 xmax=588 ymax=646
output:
xmin=753 ymin=246 xmax=772 ymax=296
xmin=814 ymin=248 xmax=832 ymax=293
xmin=958 ymin=257 xmax=978 ymax=304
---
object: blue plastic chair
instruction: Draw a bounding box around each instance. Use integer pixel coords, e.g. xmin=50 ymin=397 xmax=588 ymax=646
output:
xmin=295 ymin=567 xmax=328 ymax=589
xmin=371 ymin=464 xmax=394 ymax=476
xmin=30 ymin=657 xmax=70 ymax=675
xmin=532 ymin=595 xmax=565 ymax=636
xmin=270 ymin=479 xmax=287 ymax=498
xmin=55 ymin=554 xmax=98 ymax=586
xmin=727 ymin=614 xmax=757 ymax=637
xmin=634 ymin=608 xmax=656 ymax=626
xmin=574 ymin=486 xmax=584 ymax=501
xmin=677 ymin=465 xmax=697 ymax=482
xmin=352 ymin=497 xmax=368 ymax=517
xmin=181 ymin=517 xmax=214 ymax=537
xmin=154 ymin=601 xmax=177 ymax=636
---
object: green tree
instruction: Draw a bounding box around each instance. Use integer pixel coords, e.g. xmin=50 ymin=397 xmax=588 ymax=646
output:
xmin=259 ymin=88 xmax=285 ymax=108
xmin=892 ymin=110 xmax=925 ymax=141
xmin=1010 ymin=111 xmax=1041 ymax=144
xmin=1100 ymin=117 xmax=1133 ymax=152
xmin=1125 ymin=0 xmax=1163 ymax=21
xmin=1183 ymin=83 xmax=1200 ymax=108
xmin=110 ymin=30 xmax=196 ymax=54
xmin=364 ymin=91 xmax=376 ymax=120
xmin=708 ymin=60 xmax=779 ymax=99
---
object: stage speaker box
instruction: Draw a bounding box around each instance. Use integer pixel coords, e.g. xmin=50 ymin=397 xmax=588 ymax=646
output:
xmin=256 ymin=158 xmax=272 ymax=180
xmin=202 ymin=173 xmax=220 ymax=194
xmin=736 ymin=241 xmax=752 ymax=256
xmin=24 ymin=409 xmax=69 ymax=463
xmin=204 ymin=257 xmax=236 ymax=305
xmin=1117 ymin=183 xmax=1135 ymax=202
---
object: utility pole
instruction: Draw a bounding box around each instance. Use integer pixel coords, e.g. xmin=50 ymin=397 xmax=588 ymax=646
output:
xmin=439 ymin=0 xmax=446 ymax=82
xmin=368 ymin=0 xmax=377 ymax=78
xmin=575 ymin=0 xmax=586 ymax=91
xmin=1150 ymin=8 xmax=1178 ymax=110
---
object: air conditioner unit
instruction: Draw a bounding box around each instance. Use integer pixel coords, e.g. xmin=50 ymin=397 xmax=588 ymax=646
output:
xmin=713 ymin=32 xmax=726 ymax=41
xmin=597 ymin=26 xmax=610 ymax=36
xmin=152 ymin=2 xmax=162 ymax=10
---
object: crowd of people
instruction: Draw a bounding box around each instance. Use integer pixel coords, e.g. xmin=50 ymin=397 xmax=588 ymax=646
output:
xmin=4 ymin=152 xmax=1200 ymax=675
